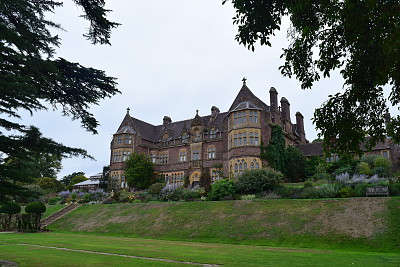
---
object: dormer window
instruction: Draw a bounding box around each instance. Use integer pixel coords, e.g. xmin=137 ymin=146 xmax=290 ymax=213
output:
xmin=209 ymin=128 xmax=217 ymax=139
xmin=182 ymin=133 xmax=189 ymax=143
xmin=162 ymin=133 xmax=169 ymax=145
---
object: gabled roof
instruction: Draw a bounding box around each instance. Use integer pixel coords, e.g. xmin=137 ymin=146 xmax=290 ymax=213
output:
xmin=115 ymin=111 xmax=227 ymax=142
xmin=228 ymin=83 xmax=270 ymax=113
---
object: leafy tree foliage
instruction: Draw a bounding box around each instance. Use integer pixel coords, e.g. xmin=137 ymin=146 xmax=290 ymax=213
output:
xmin=223 ymin=0 xmax=400 ymax=155
xmin=60 ymin=171 xmax=85 ymax=187
xmin=30 ymin=153 xmax=62 ymax=179
xmin=284 ymin=146 xmax=306 ymax=182
xmin=0 ymin=1 xmax=119 ymax=201
xmin=125 ymin=153 xmax=154 ymax=190
xmin=261 ymin=125 xmax=306 ymax=182
xmin=36 ymin=177 xmax=65 ymax=193
xmin=261 ymin=125 xmax=286 ymax=173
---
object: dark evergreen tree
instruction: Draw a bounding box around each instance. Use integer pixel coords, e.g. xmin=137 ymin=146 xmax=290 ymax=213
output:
xmin=125 ymin=153 xmax=154 ymax=190
xmin=100 ymin=165 xmax=110 ymax=190
xmin=261 ymin=125 xmax=286 ymax=173
xmin=284 ymin=146 xmax=306 ymax=182
xmin=223 ymin=0 xmax=400 ymax=155
xmin=0 ymin=1 xmax=119 ymax=201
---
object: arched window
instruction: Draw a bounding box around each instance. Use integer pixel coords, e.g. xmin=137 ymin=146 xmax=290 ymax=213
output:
xmin=255 ymin=162 xmax=260 ymax=169
xmin=244 ymin=162 xmax=247 ymax=169
xmin=251 ymin=162 xmax=255 ymax=169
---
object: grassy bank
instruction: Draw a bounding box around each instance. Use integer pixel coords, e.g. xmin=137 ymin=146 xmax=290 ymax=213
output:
xmin=50 ymin=197 xmax=400 ymax=252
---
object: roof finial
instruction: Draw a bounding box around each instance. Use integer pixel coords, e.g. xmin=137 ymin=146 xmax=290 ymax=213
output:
xmin=196 ymin=109 xmax=199 ymax=115
xmin=242 ymin=77 xmax=247 ymax=84
xmin=127 ymin=107 xmax=130 ymax=114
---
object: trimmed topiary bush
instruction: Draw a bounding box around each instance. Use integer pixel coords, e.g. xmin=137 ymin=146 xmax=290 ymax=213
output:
xmin=236 ymin=168 xmax=283 ymax=194
xmin=0 ymin=202 xmax=21 ymax=214
xmin=207 ymin=179 xmax=236 ymax=201
xmin=25 ymin=202 xmax=46 ymax=214
xmin=0 ymin=202 xmax=21 ymax=230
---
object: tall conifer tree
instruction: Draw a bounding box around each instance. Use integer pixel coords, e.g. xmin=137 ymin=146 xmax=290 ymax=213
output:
xmin=0 ymin=0 xmax=120 ymax=202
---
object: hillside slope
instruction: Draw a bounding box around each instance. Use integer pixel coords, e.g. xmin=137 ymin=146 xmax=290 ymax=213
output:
xmin=50 ymin=198 xmax=400 ymax=252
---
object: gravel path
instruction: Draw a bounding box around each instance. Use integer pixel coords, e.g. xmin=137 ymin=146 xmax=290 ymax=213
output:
xmin=9 ymin=244 xmax=221 ymax=266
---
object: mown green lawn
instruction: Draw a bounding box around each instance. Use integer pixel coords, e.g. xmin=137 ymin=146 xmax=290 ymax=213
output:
xmin=0 ymin=232 xmax=399 ymax=266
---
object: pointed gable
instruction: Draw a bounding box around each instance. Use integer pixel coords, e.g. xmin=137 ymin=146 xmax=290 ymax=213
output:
xmin=228 ymin=81 xmax=270 ymax=113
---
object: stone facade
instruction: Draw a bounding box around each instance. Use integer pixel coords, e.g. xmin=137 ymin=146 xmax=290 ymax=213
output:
xmin=109 ymin=81 xmax=307 ymax=189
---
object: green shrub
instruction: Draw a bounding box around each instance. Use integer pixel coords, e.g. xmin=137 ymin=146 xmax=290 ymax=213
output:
xmin=274 ymin=186 xmax=292 ymax=198
xmin=274 ymin=186 xmax=303 ymax=199
xmin=148 ymin=183 xmax=166 ymax=196
xmin=317 ymin=184 xmax=339 ymax=198
xmin=0 ymin=202 xmax=21 ymax=214
xmin=339 ymin=186 xmax=354 ymax=198
xmin=373 ymin=156 xmax=392 ymax=177
xmin=25 ymin=202 xmax=46 ymax=214
xmin=115 ymin=191 xmax=135 ymax=203
xmin=48 ymin=197 xmax=59 ymax=205
xmin=361 ymin=155 xmax=379 ymax=167
xmin=236 ymin=168 xmax=283 ymax=194
xmin=83 ymin=193 xmax=91 ymax=203
xmin=301 ymin=187 xmax=321 ymax=199
xmin=389 ymin=183 xmax=400 ymax=196
xmin=207 ymin=179 xmax=236 ymax=201
xmin=334 ymin=165 xmax=353 ymax=175
xmin=303 ymin=180 xmax=313 ymax=188
xmin=357 ymin=162 xmax=374 ymax=176
xmin=159 ymin=188 xmax=183 ymax=202
xmin=182 ymin=189 xmax=202 ymax=201
xmin=353 ymin=183 xmax=370 ymax=197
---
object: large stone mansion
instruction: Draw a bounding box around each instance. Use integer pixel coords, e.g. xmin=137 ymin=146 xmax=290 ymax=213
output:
xmin=109 ymin=80 xmax=307 ymax=189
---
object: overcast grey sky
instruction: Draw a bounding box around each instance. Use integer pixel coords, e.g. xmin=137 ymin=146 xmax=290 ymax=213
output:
xmin=18 ymin=0 xmax=396 ymax=179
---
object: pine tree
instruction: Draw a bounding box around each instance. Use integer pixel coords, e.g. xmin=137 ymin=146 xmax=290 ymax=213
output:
xmin=0 ymin=0 xmax=120 ymax=202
